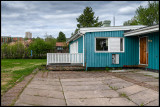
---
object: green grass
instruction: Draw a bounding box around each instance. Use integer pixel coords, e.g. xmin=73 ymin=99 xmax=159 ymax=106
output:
xmin=1 ymin=59 xmax=46 ymax=96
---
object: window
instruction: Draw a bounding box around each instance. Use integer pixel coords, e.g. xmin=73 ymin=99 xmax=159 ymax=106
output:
xmin=95 ymin=37 xmax=124 ymax=52
xmin=96 ymin=38 xmax=108 ymax=51
xmin=57 ymin=46 xmax=63 ymax=50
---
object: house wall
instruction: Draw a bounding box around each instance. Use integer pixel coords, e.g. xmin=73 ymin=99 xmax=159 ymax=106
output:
xmin=140 ymin=32 xmax=159 ymax=70
xmin=69 ymin=30 xmax=159 ymax=70
xmin=69 ymin=36 xmax=83 ymax=53
xmin=84 ymin=31 xmax=139 ymax=68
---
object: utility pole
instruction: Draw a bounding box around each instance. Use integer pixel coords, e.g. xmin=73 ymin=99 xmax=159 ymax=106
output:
xmin=113 ymin=16 xmax=115 ymax=26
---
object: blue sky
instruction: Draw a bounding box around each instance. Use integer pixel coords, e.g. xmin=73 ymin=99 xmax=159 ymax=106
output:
xmin=1 ymin=1 xmax=148 ymax=38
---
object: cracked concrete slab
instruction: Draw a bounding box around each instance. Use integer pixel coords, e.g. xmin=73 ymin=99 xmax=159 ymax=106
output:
xmin=22 ymin=88 xmax=64 ymax=99
xmin=64 ymin=90 xmax=119 ymax=99
xmin=61 ymin=81 xmax=103 ymax=86
xmin=103 ymin=78 xmax=127 ymax=85
xmin=129 ymin=89 xmax=159 ymax=105
xmin=27 ymin=84 xmax=62 ymax=91
xmin=145 ymin=99 xmax=159 ymax=106
xmin=63 ymin=84 xmax=111 ymax=91
xmin=14 ymin=94 xmax=66 ymax=106
xmin=117 ymin=85 xmax=148 ymax=96
xmin=14 ymin=71 xmax=159 ymax=106
xmin=66 ymin=97 xmax=137 ymax=106
xmin=108 ymin=81 xmax=134 ymax=89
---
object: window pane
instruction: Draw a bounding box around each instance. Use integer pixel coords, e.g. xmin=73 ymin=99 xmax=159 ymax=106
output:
xmin=120 ymin=38 xmax=123 ymax=51
xmin=96 ymin=38 xmax=108 ymax=51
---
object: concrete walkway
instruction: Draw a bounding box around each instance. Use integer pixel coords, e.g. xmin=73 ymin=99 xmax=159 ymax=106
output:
xmin=14 ymin=71 xmax=159 ymax=106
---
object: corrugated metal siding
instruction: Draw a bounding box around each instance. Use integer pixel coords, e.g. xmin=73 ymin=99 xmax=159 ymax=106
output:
xmin=69 ymin=36 xmax=83 ymax=53
xmin=145 ymin=32 xmax=159 ymax=70
xmin=84 ymin=31 xmax=139 ymax=68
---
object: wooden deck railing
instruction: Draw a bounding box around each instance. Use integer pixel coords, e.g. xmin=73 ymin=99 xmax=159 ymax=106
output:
xmin=47 ymin=53 xmax=83 ymax=65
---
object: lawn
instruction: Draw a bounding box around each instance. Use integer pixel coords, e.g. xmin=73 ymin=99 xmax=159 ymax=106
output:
xmin=1 ymin=59 xmax=46 ymax=96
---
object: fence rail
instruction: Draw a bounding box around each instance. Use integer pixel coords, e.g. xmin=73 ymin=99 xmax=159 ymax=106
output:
xmin=47 ymin=53 xmax=83 ymax=65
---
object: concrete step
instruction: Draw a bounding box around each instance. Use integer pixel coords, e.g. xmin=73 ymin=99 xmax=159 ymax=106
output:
xmin=46 ymin=65 xmax=85 ymax=71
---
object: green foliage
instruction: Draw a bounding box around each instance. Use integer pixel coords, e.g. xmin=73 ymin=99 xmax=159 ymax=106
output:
xmin=28 ymin=38 xmax=50 ymax=58
xmin=44 ymin=35 xmax=56 ymax=53
xmin=57 ymin=31 xmax=66 ymax=42
xmin=76 ymin=7 xmax=102 ymax=28
xmin=123 ymin=1 xmax=159 ymax=26
xmin=105 ymin=67 xmax=111 ymax=71
xmin=71 ymin=7 xmax=102 ymax=36
xmin=1 ymin=36 xmax=58 ymax=59
xmin=123 ymin=16 xmax=139 ymax=26
xmin=1 ymin=42 xmax=25 ymax=59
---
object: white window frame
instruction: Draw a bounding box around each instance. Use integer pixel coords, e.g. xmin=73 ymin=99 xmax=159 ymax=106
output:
xmin=95 ymin=37 xmax=125 ymax=53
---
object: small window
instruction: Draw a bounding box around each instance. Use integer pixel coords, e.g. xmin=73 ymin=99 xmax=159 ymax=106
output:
xmin=96 ymin=38 xmax=108 ymax=51
xmin=120 ymin=38 xmax=123 ymax=51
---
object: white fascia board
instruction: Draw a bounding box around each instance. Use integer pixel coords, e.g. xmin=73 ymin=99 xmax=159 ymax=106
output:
xmin=67 ymin=25 xmax=145 ymax=43
xmin=124 ymin=27 xmax=159 ymax=36
xmin=79 ymin=25 xmax=145 ymax=34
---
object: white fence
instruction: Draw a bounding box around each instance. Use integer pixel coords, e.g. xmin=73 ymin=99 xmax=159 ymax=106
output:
xmin=47 ymin=53 xmax=83 ymax=65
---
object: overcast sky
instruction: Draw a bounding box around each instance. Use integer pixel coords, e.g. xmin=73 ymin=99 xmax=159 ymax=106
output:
xmin=1 ymin=1 xmax=148 ymax=38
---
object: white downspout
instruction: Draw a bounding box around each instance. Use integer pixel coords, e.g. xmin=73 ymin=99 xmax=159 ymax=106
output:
xmin=83 ymin=34 xmax=84 ymax=66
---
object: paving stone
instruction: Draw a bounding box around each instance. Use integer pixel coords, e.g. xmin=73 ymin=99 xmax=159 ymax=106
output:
xmin=15 ymin=94 xmax=66 ymax=106
xmin=61 ymin=81 xmax=103 ymax=86
xmin=32 ymin=78 xmax=59 ymax=82
xmin=14 ymin=103 xmax=33 ymax=106
xmin=27 ymin=84 xmax=62 ymax=91
xmin=117 ymin=85 xmax=148 ymax=96
xmin=22 ymin=88 xmax=64 ymax=99
xmin=66 ymin=97 xmax=136 ymax=106
xmin=126 ymin=76 xmax=158 ymax=82
xmin=145 ymin=82 xmax=159 ymax=87
xmin=64 ymin=90 xmax=119 ymax=99
xmin=129 ymin=89 xmax=159 ymax=105
xmin=61 ymin=77 xmax=116 ymax=82
xmin=109 ymin=81 xmax=134 ymax=89
xmin=103 ymin=78 xmax=127 ymax=85
xmin=63 ymin=84 xmax=111 ymax=91
xmin=145 ymin=99 xmax=159 ymax=106
xmin=136 ymin=71 xmax=159 ymax=78
xmin=30 ymin=81 xmax=61 ymax=86
xmin=108 ymin=97 xmax=137 ymax=106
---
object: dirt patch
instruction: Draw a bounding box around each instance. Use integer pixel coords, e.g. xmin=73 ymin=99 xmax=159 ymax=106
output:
xmin=1 ymin=81 xmax=8 ymax=85
xmin=12 ymin=63 xmax=20 ymax=64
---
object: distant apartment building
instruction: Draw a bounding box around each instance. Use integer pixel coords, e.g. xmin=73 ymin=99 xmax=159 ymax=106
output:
xmin=25 ymin=32 xmax=32 ymax=39
xmin=1 ymin=36 xmax=24 ymax=44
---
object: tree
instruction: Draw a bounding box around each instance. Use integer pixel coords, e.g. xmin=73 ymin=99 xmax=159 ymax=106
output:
xmin=76 ymin=7 xmax=103 ymax=28
xmin=57 ymin=31 xmax=66 ymax=42
xmin=123 ymin=16 xmax=139 ymax=26
xmin=123 ymin=1 xmax=159 ymax=26
xmin=29 ymin=38 xmax=50 ymax=58
xmin=71 ymin=7 xmax=102 ymax=36
xmin=45 ymin=35 xmax=57 ymax=52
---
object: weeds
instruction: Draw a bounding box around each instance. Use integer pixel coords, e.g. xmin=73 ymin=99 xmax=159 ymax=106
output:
xmin=119 ymin=92 xmax=131 ymax=100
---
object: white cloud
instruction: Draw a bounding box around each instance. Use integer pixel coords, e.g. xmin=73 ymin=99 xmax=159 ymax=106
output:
xmin=119 ymin=6 xmax=136 ymax=15
xmin=1 ymin=1 xmax=149 ymax=38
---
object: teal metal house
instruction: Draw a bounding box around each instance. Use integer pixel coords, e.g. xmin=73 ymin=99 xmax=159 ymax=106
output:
xmin=67 ymin=25 xmax=159 ymax=71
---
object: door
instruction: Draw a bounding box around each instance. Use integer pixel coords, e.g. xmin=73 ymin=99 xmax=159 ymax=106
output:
xmin=140 ymin=37 xmax=148 ymax=64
